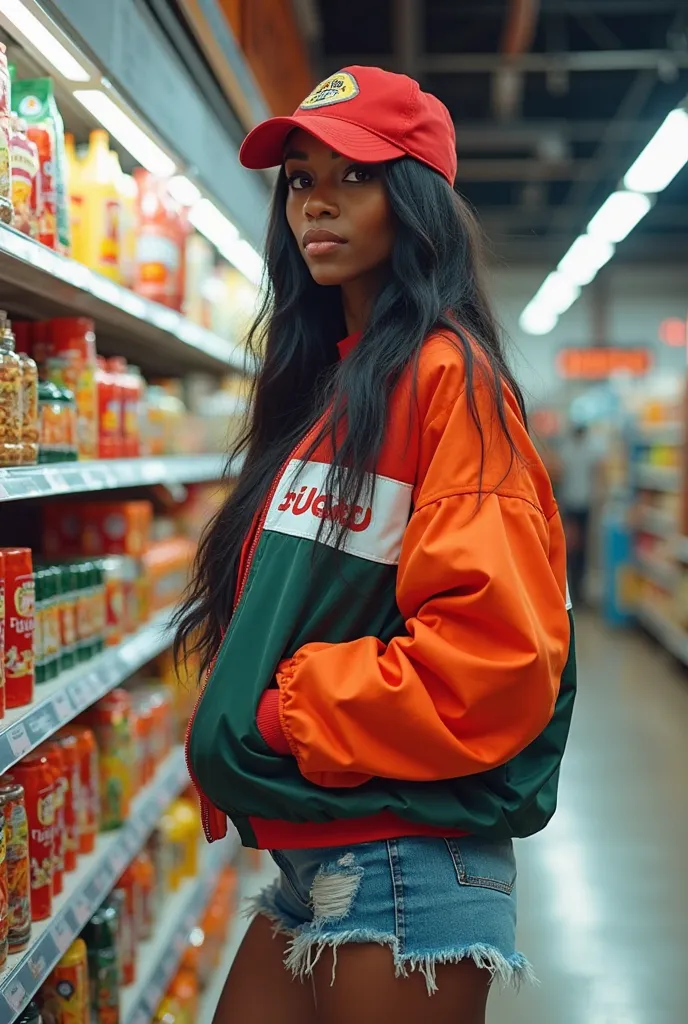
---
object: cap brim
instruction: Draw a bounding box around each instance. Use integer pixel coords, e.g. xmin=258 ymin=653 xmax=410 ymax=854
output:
xmin=239 ymin=114 xmax=406 ymax=170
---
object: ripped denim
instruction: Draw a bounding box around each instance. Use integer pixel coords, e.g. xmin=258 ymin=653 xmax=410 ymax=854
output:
xmin=246 ymin=836 xmax=535 ymax=996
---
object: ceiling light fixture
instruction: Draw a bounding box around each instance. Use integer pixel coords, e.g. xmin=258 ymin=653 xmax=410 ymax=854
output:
xmin=624 ymin=108 xmax=688 ymax=194
xmin=0 ymin=0 xmax=90 ymax=81
xmin=557 ymin=234 xmax=615 ymax=286
xmin=167 ymin=175 xmax=201 ymax=207
xmin=587 ymin=191 xmax=653 ymax=244
xmin=73 ymin=90 xmax=176 ymax=177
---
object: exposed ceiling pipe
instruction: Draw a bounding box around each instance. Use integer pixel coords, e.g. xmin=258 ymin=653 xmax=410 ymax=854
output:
xmin=493 ymin=0 xmax=540 ymax=120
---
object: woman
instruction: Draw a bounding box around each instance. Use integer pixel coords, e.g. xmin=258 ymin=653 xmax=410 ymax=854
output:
xmin=175 ymin=66 xmax=576 ymax=1024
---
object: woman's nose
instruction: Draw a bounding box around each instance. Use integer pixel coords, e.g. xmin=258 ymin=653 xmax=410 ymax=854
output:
xmin=304 ymin=190 xmax=339 ymax=220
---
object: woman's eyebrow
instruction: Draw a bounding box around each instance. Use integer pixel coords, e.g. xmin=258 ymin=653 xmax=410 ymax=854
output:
xmin=284 ymin=149 xmax=308 ymax=161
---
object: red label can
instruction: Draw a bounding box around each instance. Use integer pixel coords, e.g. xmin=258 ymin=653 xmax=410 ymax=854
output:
xmin=58 ymin=724 xmax=98 ymax=854
xmin=7 ymin=753 xmax=55 ymax=921
xmin=0 ymin=549 xmax=5 ymax=719
xmin=0 ymin=809 xmax=8 ymax=967
xmin=0 ymin=780 xmax=32 ymax=952
xmin=36 ymin=742 xmax=67 ymax=894
xmin=55 ymin=731 xmax=82 ymax=869
xmin=0 ymin=548 xmax=35 ymax=708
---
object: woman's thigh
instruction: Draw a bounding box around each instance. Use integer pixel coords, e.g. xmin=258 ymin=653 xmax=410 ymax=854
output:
xmin=211 ymin=914 xmax=316 ymax=1024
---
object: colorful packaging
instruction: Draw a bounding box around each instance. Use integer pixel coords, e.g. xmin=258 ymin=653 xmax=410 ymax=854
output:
xmin=34 ymin=565 xmax=60 ymax=683
xmin=134 ymin=170 xmax=184 ymax=308
xmin=37 ymin=379 xmax=78 ymax=463
xmin=11 ymin=321 xmax=39 ymax=466
xmin=6 ymin=754 xmax=54 ymax=921
xmin=0 ymin=547 xmax=35 ymax=708
xmin=0 ymin=781 xmax=31 ymax=952
xmin=82 ymin=904 xmax=119 ymax=1024
xmin=168 ymin=968 xmax=199 ymax=1022
xmin=115 ymin=864 xmax=142 ymax=984
xmin=54 ymin=731 xmax=81 ymax=871
xmin=10 ymin=115 xmax=39 ymax=237
xmin=79 ymin=130 xmax=120 ymax=280
xmin=37 ymin=742 xmax=67 ymax=895
xmin=12 ymin=76 xmax=70 ymax=252
xmin=134 ymin=849 xmax=155 ymax=940
xmin=57 ymin=564 xmax=78 ymax=671
xmin=44 ymin=500 xmax=153 ymax=559
xmin=96 ymin=357 xmax=122 ymax=459
xmin=81 ymin=689 xmax=133 ymax=829
xmin=0 ymin=309 xmax=24 ymax=468
xmin=45 ymin=317 xmax=97 ymax=459
xmin=0 ymin=550 xmax=5 ymax=719
xmin=65 ymin=133 xmax=85 ymax=263
xmin=0 ymin=810 xmax=8 ymax=968
xmin=58 ymin=724 xmax=98 ymax=854
xmin=0 ymin=45 xmax=13 ymax=225
xmin=41 ymin=937 xmax=90 ymax=1024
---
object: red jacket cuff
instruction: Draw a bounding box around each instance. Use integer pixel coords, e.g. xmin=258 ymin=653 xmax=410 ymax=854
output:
xmin=256 ymin=689 xmax=292 ymax=755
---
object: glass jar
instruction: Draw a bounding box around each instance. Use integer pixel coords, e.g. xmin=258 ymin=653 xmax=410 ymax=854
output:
xmin=0 ymin=310 xmax=23 ymax=467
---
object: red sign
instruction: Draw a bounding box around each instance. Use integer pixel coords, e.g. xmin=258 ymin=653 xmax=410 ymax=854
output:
xmin=556 ymin=347 xmax=652 ymax=379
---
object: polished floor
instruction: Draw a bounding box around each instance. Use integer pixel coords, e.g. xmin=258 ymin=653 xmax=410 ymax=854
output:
xmin=489 ymin=610 xmax=688 ymax=1024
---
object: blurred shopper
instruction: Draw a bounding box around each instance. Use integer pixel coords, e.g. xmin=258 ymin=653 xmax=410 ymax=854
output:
xmin=175 ymin=66 xmax=576 ymax=1024
xmin=559 ymin=423 xmax=602 ymax=605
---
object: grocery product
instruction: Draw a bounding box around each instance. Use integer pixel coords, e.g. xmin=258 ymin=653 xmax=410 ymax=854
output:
xmin=54 ymin=731 xmax=81 ymax=871
xmin=0 ymin=309 xmax=23 ymax=468
xmin=37 ymin=742 xmax=67 ymax=896
xmin=57 ymin=563 xmax=78 ymax=671
xmin=96 ymin=357 xmax=123 ymax=459
xmin=168 ymin=968 xmax=198 ymax=1022
xmin=184 ymin=233 xmax=213 ymax=326
xmin=15 ymin=1000 xmax=42 ymax=1024
xmin=81 ymin=689 xmax=133 ymax=829
xmin=41 ymin=937 xmax=90 ymax=1024
xmin=6 ymin=753 xmax=55 ymax=921
xmin=75 ymin=560 xmax=95 ymax=661
xmin=82 ymin=904 xmax=119 ymax=1024
xmin=142 ymin=536 xmax=195 ymax=613
xmin=45 ymin=317 xmax=97 ymax=459
xmin=133 ymin=848 xmax=155 ymax=940
xmin=0 ymin=44 xmax=12 ymax=225
xmin=0 ymin=780 xmax=31 ymax=952
xmin=65 ymin=133 xmax=85 ymax=264
xmin=106 ymin=884 xmax=136 ymax=986
xmin=134 ymin=170 xmax=185 ymax=308
xmin=154 ymin=996 xmax=184 ymax=1024
xmin=0 ymin=809 xmax=7 ymax=968
xmin=0 ymin=550 xmax=5 ymax=718
xmin=114 ymin=864 xmax=142 ymax=984
xmin=12 ymin=321 xmax=39 ymax=465
xmin=0 ymin=546 xmax=35 ymax=708
xmin=58 ymin=724 xmax=98 ymax=854
xmin=160 ymin=799 xmax=199 ymax=891
xmin=112 ymin=151 xmax=137 ymax=288
xmin=10 ymin=115 xmax=39 ymax=237
xmin=122 ymin=364 xmax=143 ymax=457
xmin=37 ymin=379 xmax=78 ymax=462
xmin=79 ymin=130 xmax=120 ymax=280
xmin=12 ymin=76 xmax=70 ymax=252
xmin=34 ymin=566 xmax=61 ymax=684
xmin=45 ymin=500 xmax=153 ymax=559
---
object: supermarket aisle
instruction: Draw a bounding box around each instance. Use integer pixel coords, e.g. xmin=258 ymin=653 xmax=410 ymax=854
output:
xmin=489 ymin=610 xmax=688 ymax=1024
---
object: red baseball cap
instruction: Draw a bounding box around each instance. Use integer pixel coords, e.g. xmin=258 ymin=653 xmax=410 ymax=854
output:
xmin=240 ymin=65 xmax=457 ymax=186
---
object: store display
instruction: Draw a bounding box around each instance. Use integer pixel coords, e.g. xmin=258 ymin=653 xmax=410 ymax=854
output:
xmin=1 ymin=546 xmax=35 ymax=710
xmin=12 ymin=75 xmax=70 ymax=253
xmin=45 ymin=318 xmax=97 ymax=460
xmin=36 ymin=742 xmax=66 ymax=897
xmin=0 ymin=779 xmax=31 ymax=953
xmin=36 ymin=379 xmax=78 ymax=463
xmin=58 ymin=724 xmax=98 ymax=855
xmin=77 ymin=130 xmax=121 ymax=281
xmin=81 ymin=690 xmax=133 ymax=831
xmin=0 ymin=310 xmax=23 ymax=468
xmin=0 ymin=43 xmax=13 ymax=226
xmin=6 ymin=752 xmax=55 ymax=921
xmin=83 ymin=902 xmax=120 ymax=1024
xmin=12 ymin=325 xmax=39 ymax=466
xmin=133 ymin=170 xmax=186 ymax=310
xmin=0 ymin=551 xmax=4 ymax=717
xmin=40 ymin=937 xmax=90 ymax=1023
xmin=9 ymin=115 xmax=39 ymax=238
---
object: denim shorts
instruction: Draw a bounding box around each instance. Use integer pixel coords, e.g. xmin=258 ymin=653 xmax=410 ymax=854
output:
xmin=249 ymin=835 xmax=533 ymax=995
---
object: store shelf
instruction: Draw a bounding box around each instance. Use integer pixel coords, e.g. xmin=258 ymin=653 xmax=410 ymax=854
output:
xmin=122 ymin=833 xmax=239 ymax=1024
xmin=0 ymin=606 xmax=173 ymax=776
xmin=634 ymin=508 xmax=675 ymax=539
xmin=0 ymin=224 xmax=249 ymax=375
xmin=636 ymin=555 xmax=679 ymax=592
xmin=636 ymin=603 xmax=688 ymax=667
xmin=635 ymin=465 xmax=681 ymax=493
xmin=0 ymin=747 xmax=189 ymax=1023
xmin=0 ymin=454 xmax=234 ymax=503
xmin=636 ymin=424 xmax=684 ymax=447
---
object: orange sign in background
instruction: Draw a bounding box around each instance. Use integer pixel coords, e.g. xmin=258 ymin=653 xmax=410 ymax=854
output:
xmin=556 ymin=347 xmax=653 ymax=379
xmin=220 ymin=0 xmax=313 ymax=115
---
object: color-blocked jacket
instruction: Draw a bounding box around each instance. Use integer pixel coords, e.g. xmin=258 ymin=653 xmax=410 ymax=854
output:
xmin=187 ymin=331 xmax=576 ymax=850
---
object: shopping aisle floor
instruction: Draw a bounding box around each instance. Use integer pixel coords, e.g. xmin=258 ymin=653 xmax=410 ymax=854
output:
xmin=489 ymin=610 xmax=688 ymax=1024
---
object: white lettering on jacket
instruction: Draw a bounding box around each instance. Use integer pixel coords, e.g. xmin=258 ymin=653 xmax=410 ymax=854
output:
xmin=263 ymin=460 xmax=413 ymax=566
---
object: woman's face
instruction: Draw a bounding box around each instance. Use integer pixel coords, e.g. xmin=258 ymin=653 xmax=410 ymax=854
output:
xmin=284 ymin=129 xmax=396 ymax=288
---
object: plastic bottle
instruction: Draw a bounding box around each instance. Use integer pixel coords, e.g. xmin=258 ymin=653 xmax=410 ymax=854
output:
xmin=79 ymin=131 xmax=121 ymax=281
xmin=65 ymin=132 xmax=86 ymax=265
xmin=133 ymin=170 xmax=183 ymax=308
xmin=96 ymin=357 xmax=122 ymax=459
xmin=0 ymin=310 xmax=23 ymax=467
xmin=9 ymin=115 xmax=39 ymax=237
xmin=112 ymin=153 xmax=138 ymax=289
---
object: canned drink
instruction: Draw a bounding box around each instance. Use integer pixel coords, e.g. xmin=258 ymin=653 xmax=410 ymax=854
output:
xmin=6 ymin=753 xmax=55 ymax=921
xmin=58 ymin=724 xmax=98 ymax=853
xmin=0 ymin=547 xmax=35 ymax=708
xmin=0 ymin=809 xmax=8 ymax=967
xmin=1 ymin=549 xmax=6 ymax=718
xmin=0 ymin=780 xmax=31 ymax=951
xmin=82 ymin=904 xmax=119 ymax=1024
xmin=41 ymin=936 xmax=90 ymax=1024
xmin=54 ymin=731 xmax=82 ymax=870
xmin=35 ymin=742 xmax=67 ymax=894
xmin=81 ymin=689 xmax=133 ymax=830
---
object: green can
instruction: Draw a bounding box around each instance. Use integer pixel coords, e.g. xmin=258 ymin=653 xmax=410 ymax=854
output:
xmin=83 ymin=903 xmax=120 ymax=1022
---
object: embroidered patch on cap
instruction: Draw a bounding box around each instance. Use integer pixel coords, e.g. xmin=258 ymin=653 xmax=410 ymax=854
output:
xmin=300 ymin=71 xmax=359 ymax=109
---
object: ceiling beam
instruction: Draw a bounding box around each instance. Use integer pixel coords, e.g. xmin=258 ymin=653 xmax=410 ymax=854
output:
xmin=456 ymin=119 xmax=659 ymax=149
xmin=457 ymin=158 xmax=594 ymax=181
xmin=329 ymin=49 xmax=688 ymax=74
xmin=430 ymin=1 xmax=681 ymax=14
xmin=477 ymin=204 xmax=688 ymax=231
xmin=392 ymin=0 xmax=422 ymax=82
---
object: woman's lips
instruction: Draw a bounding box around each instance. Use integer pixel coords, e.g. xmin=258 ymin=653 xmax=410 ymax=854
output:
xmin=305 ymin=240 xmax=345 ymax=256
xmin=302 ymin=228 xmax=347 ymax=257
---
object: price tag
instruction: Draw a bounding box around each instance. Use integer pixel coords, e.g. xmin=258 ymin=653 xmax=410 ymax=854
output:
xmin=74 ymin=895 xmax=92 ymax=927
xmin=7 ymin=722 xmax=31 ymax=758
xmin=53 ymin=690 xmax=74 ymax=723
xmin=2 ymin=979 xmax=27 ymax=1013
xmin=69 ymin=679 xmax=89 ymax=709
xmin=52 ymin=917 xmax=73 ymax=955
xmin=28 ymin=954 xmax=46 ymax=979
xmin=111 ymin=847 xmax=127 ymax=875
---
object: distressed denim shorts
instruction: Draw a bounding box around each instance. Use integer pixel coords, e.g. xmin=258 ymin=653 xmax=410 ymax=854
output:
xmin=249 ymin=835 xmax=533 ymax=995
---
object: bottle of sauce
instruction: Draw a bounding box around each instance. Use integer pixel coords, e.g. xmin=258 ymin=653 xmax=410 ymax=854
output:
xmin=80 ymin=130 xmax=121 ymax=282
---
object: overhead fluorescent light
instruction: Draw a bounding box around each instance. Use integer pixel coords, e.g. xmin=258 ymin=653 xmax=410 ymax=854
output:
xmin=587 ymin=190 xmax=652 ymax=244
xmin=535 ymin=272 xmax=581 ymax=315
xmin=73 ymin=90 xmax=176 ymax=177
xmin=0 ymin=0 xmax=90 ymax=81
xmin=167 ymin=175 xmax=201 ymax=207
xmin=519 ymin=302 xmax=559 ymax=336
xmin=220 ymin=238 xmax=264 ymax=287
xmin=189 ymin=198 xmax=239 ymax=249
xmin=624 ymin=108 xmax=688 ymax=194
xmin=557 ymin=234 xmax=615 ymax=287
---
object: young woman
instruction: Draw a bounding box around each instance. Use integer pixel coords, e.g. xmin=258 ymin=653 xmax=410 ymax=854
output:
xmin=175 ymin=66 xmax=576 ymax=1024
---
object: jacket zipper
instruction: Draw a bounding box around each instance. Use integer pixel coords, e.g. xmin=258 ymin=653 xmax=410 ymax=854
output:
xmin=185 ymin=421 xmax=324 ymax=842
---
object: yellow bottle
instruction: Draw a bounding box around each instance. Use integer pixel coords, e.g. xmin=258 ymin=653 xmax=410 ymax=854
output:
xmin=113 ymin=158 xmax=138 ymax=290
xmin=80 ymin=130 xmax=121 ymax=281
xmin=64 ymin=133 xmax=86 ymax=266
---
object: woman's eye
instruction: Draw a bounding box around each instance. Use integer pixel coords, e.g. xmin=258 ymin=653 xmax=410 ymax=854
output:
xmin=343 ymin=166 xmax=373 ymax=183
xmin=287 ymin=172 xmax=312 ymax=191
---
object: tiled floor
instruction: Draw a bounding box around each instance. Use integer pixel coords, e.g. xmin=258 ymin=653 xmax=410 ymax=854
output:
xmin=489 ymin=611 xmax=688 ymax=1024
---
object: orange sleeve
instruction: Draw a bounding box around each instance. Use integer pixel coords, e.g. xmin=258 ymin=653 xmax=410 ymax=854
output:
xmin=275 ymin=349 xmax=571 ymax=788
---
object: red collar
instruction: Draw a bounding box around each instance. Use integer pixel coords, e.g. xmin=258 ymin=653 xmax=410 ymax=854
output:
xmin=337 ymin=331 xmax=362 ymax=360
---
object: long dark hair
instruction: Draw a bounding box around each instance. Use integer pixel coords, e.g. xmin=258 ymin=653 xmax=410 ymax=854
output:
xmin=173 ymin=157 xmax=526 ymax=678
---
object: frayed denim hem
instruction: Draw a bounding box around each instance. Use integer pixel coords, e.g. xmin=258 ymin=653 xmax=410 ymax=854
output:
xmin=243 ymin=882 xmax=299 ymax=938
xmin=283 ymin=926 xmax=537 ymax=996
